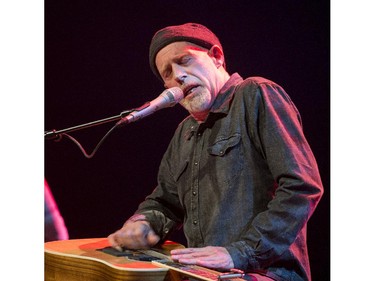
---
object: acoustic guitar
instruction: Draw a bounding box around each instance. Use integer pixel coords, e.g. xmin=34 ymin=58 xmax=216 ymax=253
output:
xmin=44 ymin=238 xmax=247 ymax=281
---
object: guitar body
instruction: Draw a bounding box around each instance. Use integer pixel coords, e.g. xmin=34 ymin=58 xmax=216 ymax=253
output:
xmin=44 ymin=238 xmax=184 ymax=281
xmin=45 ymin=238 xmax=248 ymax=281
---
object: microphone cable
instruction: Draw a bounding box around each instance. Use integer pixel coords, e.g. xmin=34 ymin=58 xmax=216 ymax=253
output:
xmin=51 ymin=122 xmax=121 ymax=159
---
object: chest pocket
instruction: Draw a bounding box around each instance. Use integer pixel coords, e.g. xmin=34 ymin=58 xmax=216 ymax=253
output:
xmin=207 ymin=133 xmax=243 ymax=187
xmin=207 ymin=133 xmax=241 ymax=156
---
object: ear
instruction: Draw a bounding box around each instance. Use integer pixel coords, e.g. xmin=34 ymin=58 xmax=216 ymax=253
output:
xmin=208 ymin=45 xmax=225 ymax=68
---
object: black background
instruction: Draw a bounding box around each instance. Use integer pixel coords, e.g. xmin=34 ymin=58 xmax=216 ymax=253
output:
xmin=45 ymin=1 xmax=330 ymax=280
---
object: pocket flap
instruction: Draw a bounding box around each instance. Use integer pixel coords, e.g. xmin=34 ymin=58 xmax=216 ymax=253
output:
xmin=207 ymin=134 xmax=241 ymax=156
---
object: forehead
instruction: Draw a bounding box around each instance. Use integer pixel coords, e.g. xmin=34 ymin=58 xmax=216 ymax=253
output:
xmin=155 ymin=42 xmax=207 ymax=65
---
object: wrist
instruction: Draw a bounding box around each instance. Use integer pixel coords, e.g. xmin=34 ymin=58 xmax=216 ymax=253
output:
xmin=127 ymin=213 xmax=148 ymax=223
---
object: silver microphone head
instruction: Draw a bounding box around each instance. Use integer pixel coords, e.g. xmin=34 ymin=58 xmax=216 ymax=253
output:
xmin=160 ymin=87 xmax=184 ymax=107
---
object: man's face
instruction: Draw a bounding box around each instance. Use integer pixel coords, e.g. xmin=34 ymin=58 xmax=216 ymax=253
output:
xmin=155 ymin=41 xmax=222 ymax=121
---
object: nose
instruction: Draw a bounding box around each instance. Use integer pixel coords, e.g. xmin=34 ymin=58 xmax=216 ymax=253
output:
xmin=172 ymin=65 xmax=187 ymax=85
xmin=175 ymin=74 xmax=187 ymax=85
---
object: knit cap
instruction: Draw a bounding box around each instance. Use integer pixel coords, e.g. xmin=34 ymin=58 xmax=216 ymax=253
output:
xmin=149 ymin=23 xmax=224 ymax=80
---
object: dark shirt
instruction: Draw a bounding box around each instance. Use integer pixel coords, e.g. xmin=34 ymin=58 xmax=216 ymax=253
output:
xmin=136 ymin=73 xmax=323 ymax=281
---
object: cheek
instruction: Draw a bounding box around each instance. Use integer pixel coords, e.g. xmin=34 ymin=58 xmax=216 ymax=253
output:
xmin=195 ymin=67 xmax=217 ymax=90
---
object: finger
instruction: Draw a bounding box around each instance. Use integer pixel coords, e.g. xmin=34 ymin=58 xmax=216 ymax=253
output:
xmin=171 ymin=247 xmax=234 ymax=270
xmin=107 ymin=233 xmax=124 ymax=251
xmin=178 ymin=256 xmax=231 ymax=270
xmin=146 ymin=229 xmax=160 ymax=246
xmin=195 ymin=254 xmax=234 ymax=270
xmin=112 ymin=245 xmax=123 ymax=252
xmin=108 ymin=226 xmax=146 ymax=250
xmin=107 ymin=232 xmax=120 ymax=247
xmin=170 ymin=248 xmax=196 ymax=255
xmin=171 ymin=247 xmax=214 ymax=260
xmin=173 ymin=246 xmax=225 ymax=257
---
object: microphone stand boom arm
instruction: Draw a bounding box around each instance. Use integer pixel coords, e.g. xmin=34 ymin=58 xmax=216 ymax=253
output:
xmin=44 ymin=88 xmax=181 ymax=158
xmin=44 ymin=109 xmax=134 ymax=141
xmin=44 ymin=109 xmax=136 ymax=158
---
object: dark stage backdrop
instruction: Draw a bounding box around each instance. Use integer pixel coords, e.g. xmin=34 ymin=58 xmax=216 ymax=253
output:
xmin=45 ymin=1 xmax=330 ymax=280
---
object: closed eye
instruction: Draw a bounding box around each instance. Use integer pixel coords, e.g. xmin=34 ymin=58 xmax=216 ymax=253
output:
xmin=178 ymin=56 xmax=191 ymax=65
xmin=162 ymin=55 xmax=193 ymax=81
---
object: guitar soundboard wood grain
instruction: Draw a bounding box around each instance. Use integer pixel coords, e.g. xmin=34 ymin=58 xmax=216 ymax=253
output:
xmin=44 ymin=238 xmax=183 ymax=281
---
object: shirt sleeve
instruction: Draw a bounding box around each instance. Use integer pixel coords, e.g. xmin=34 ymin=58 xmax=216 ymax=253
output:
xmin=134 ymin=139 xmax=185 ymax=242
xmin=226 ymin=81 xmax=324 ymax=270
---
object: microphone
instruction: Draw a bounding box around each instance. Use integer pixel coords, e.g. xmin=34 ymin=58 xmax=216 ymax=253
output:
xmin=117 ymin=87 xmax=184 ymax=126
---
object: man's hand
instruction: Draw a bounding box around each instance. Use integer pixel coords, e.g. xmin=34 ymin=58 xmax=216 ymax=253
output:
xmin=170 ymin=246 xmax=234 ymax=270
xmin=107 ymin=219 xmax=160 ymax=250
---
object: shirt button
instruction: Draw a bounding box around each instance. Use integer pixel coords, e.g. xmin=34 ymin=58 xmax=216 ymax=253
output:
xmin=194 ymin=162 xmax=198 ymax=166
xmin=193 ymin=220 xmax=197 ymax=225
xmin=219 ymin=150 xmax=224 ymax=155
xmin=192 ymin=191 xmax=197 ymax=196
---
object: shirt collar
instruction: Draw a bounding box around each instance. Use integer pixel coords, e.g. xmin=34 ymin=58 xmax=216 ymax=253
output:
xmin=184 ymin=73 xmax=243 ymax=139
xmin=210 ymin=73 xmax=243 ymax=115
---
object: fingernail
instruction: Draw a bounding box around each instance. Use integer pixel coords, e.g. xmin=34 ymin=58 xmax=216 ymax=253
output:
xmin=114 ymin=246 xmax=123 ymax=252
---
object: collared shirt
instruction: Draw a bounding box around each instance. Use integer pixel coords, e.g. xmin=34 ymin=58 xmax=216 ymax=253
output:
xmin=136 ymin=73 xmax=323 ymax=281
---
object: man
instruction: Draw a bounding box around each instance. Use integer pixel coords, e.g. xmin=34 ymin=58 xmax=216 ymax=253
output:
xmin=108 ymin=23 xmax=323 ymax=281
